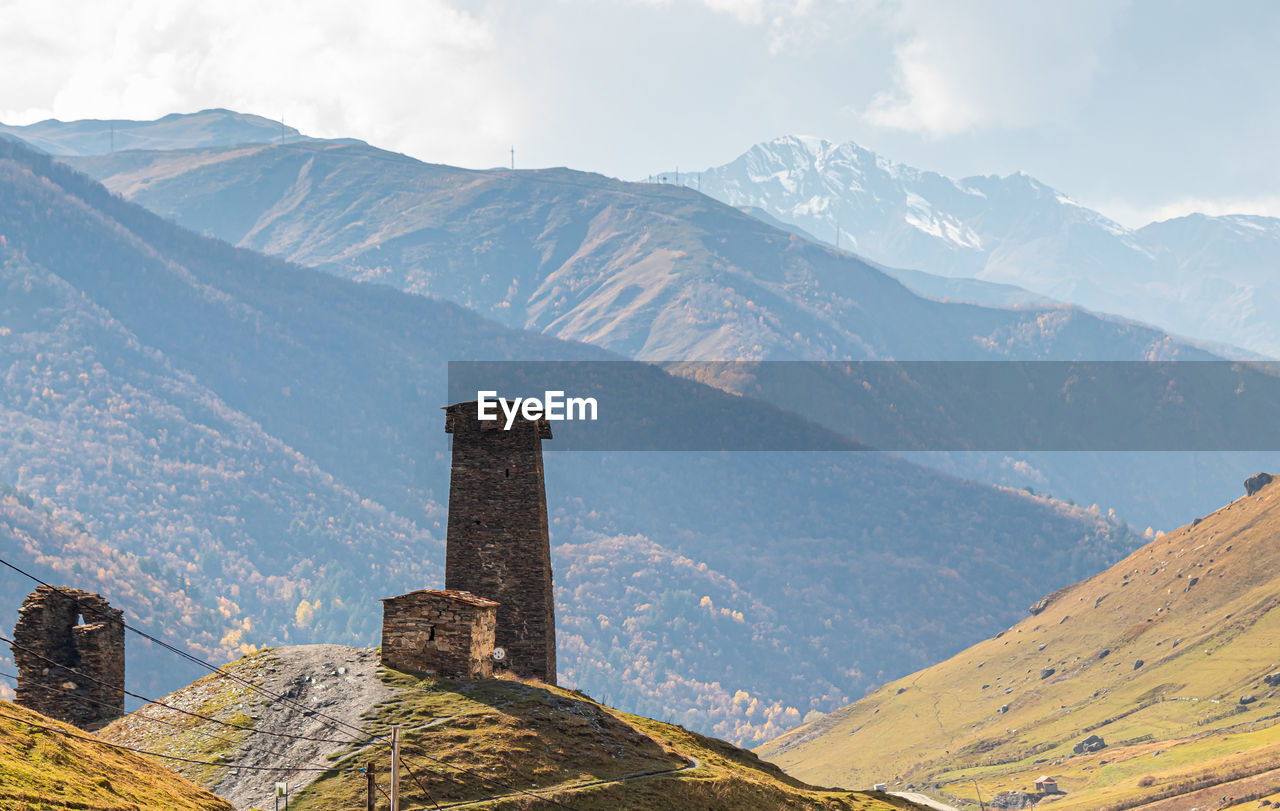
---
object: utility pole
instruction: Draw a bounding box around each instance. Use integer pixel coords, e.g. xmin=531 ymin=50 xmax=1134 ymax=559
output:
xmin=510 ymin=146 xmax=515 ymax=170
xmin=390 ymin=725 xmax=400 ymax=811
xmin=109 ymin=124 xmax=114 ymax=154
xmin=365 ymin=762 xmax=376 ymax=811
xmin=974 ymin=780 xmax=987 ymax=811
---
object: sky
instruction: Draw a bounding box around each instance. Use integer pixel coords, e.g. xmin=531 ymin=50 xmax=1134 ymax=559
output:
xmin=1 ymin=0 xmax=1278 ymax=227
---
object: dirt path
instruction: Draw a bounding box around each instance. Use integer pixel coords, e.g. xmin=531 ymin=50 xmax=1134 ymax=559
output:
xmin=890 ymin=792 xmax=962 ymax=811
xmin=431 ymin=756 xmax=703 ymax=809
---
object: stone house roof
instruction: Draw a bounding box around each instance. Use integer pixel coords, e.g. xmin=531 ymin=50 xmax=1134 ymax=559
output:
xmin=380 ymin=589 xmax=499 ymax=609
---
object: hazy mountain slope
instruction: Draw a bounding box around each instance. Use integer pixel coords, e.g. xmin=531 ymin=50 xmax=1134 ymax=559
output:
xmin=0 ymin=698 xmax=233 ymax=810
xmin=759 ymin=475 xmax=1280 ymax=810
xmin=57 ymin=134 xmax=1280 ymax=534
xmin=0 ymin=137 xmax=1140 ymax=745
xmin=100 ymin=644 xmax=921 ymax=810
xmin=0 ymin=108 xmax=309 ymax=156
xmin=65 ymin=139 xmax=1210 ymax=365
xmin=688 ymin=135 xmax=1280 ymax=359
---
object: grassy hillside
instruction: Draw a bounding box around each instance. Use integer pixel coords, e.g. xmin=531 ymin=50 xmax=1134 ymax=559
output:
xmin=0 ymin=134 xmax=1145 ymax=746
xmin=759 ymin=474 xmax=1280 ymax=809
xmin=100 ymin=644 xmax=920 ymax=810
xmin=0 ymin=698 xmax=232 ymax=810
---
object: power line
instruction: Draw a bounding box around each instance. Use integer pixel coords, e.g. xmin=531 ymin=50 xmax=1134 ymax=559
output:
xmin=0 ymin=558 xmax=369 ymax=743
xmin=0 ymin=707 xmax=351 ymax=773
xmin=400 ymin=757 xmax=442 ymax=811
xmin=1 ymin=668 xmax=243 ymax=750
xmin=2 ymin=635 xmax=358 ymax=746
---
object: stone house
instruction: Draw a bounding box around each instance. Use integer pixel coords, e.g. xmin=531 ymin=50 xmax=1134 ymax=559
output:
xmin=380 ymin=589 xmax=499 ymax=679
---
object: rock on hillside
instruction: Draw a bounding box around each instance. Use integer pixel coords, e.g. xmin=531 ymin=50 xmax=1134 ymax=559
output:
xmin=759 ymin=473 xmax=1280 ymax=810
xmin=0 ymin=698 xmax=232 ymax=809
xmin=102 ymin=644 xmax=923 ymax=811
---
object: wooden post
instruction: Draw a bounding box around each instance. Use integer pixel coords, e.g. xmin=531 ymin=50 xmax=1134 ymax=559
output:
xmin=366 ymin=762 xmax=376 ymax=811
xmin=391 ymin=725 xmax=400 ymax=811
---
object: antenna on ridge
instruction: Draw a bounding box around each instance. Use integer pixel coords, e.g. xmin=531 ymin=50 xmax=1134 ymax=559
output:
xmin=510 ymin=146 xmax=515 ymax=170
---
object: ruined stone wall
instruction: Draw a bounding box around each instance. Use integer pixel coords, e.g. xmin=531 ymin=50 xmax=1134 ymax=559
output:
xmin=381 ymin=590 xmax=497 ymax=680
xmin=11 ymin=585 xmax=124 ymax=729
xmin=443 ymin=401 xmax=556 ymax=683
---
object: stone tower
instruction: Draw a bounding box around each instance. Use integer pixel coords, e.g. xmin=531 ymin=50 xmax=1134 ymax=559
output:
xmin=443 ymin=400 xmax=556 ymax=683
xmin=11 ymin=586 xmax=124 ymax=729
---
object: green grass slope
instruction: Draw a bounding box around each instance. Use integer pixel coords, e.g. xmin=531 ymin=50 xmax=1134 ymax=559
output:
xmin=0 ymin=698 xmax=232 ymax=810
xmin=100 ymin=645 xmax=920 ymax=810
xmin=760 ymin=474 xmax=1280 ymax=810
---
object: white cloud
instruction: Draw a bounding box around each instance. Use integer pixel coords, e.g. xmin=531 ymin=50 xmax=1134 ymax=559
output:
xmin=702 ymin=0 xmax=767 ymax=24
xmin=864 ymin=0 xmax=1126 ymax=136
xmin=0 ymin=0 xmax=515 ymax=167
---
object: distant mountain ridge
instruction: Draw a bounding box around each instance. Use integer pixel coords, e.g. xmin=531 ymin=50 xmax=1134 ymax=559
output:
xmin=0 ymin=108 xmax=358 ymax=156
xmin=687 ymin=135 xmax=1280 ymax=358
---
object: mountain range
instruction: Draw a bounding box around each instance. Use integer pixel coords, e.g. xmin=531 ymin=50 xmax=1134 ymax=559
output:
xmin=687 ymin=135 xmax=1280 ymax=360
xmin=0 ymin=135 xmax=1141 ymax=748
xmin=48 ymin=114 xmax=1280 ymax=532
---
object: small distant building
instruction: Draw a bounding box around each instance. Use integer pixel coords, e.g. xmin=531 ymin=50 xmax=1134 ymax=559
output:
xmin=380 ymin=589 xmax=499 ymax=680
xmin=872 ymin=782 xmax=888 ymax=792
xmin=1034 ymin=776 xmax=1060 ymax=794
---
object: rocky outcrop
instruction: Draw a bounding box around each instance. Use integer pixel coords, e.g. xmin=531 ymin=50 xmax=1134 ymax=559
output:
xmin=990 ymin=790 xmax=1035 ymax=809
xmin=1073 ymin=734 xmax=1106 ymax=754
xmin=1246 ymin=472 xmax=1274 ymax=496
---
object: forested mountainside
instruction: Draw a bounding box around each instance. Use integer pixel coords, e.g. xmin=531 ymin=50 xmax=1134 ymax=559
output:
xmin=61 ymin=133 xmax=1280 ymax=532
xmin=1 ymin=137 xmax=1139 ymax=744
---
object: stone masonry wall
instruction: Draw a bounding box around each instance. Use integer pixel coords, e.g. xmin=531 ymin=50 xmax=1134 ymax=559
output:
xmin=444 ymin=400 xmax=557 ymax=683
xmin=381 ymin=590 xmax=498 ymax=680
xmin=11 ymin=585 xmax=124 ymax=729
